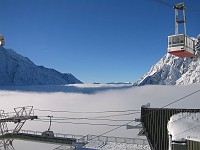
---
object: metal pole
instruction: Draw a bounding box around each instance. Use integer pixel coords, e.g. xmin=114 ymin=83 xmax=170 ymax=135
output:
xmin=183 ymin=9 xmax=186 ymax=35
xmin=47 ymin=116 xmax=53 ymax=131
xmin=174 ymin=2 xmax=186 ymax=35
xmin=175 ymin=9 xmax=178 ymax=35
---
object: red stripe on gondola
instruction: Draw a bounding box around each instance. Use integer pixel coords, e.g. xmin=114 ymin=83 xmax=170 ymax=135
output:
xmin=168 ymin=50 xmax=194 ymax=58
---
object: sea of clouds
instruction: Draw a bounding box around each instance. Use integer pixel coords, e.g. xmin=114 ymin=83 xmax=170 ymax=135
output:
xmin=0 ymin=83 xmax=200 ymax=149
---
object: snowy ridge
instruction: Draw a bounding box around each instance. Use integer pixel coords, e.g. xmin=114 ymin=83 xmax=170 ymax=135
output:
xmin=134 ymin=53 xmax=192 ymax=85
xmin=176 ymin=59 xmax=200 ymax=84
xmin=134 ymin=53 xmax=200 ymax=85
xmin=0 ymin=46 xmax=82 ymax=85
xmin=135 ymin=36 xmax=200 ymax=85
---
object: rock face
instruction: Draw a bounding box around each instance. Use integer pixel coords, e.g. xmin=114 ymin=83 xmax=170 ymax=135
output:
xmin=0 ymin=46 xmax=82 ymax=86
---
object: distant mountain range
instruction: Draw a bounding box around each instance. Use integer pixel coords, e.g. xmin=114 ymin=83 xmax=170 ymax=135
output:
xmin=134 ymin=53 xmax=200 ymax=85
xmin=0 ymin=46 xmax=82 ymax=86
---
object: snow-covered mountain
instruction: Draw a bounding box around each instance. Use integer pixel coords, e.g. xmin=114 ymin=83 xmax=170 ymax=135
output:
xmin=0 ymin=46 xmax=82 ymax=85
xmin=134 ymin=53 xmax=200 ymax=86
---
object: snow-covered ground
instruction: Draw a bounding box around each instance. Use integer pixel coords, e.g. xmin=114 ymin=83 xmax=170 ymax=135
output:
xmin=168 ymin=112 xmax=200 ymax=141
xmin=1 ymin=83 xmax=200 ymax=149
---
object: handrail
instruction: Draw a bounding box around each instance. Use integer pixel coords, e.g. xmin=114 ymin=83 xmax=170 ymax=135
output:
xmin=9 ymin=130 xmax=148 ymax=145
xmin=18 ymin=130 xmax=85 ymax=140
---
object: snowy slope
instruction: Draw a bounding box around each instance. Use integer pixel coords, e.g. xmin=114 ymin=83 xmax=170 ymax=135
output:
xmin=135 ymin=36 xmax=200 ymax=85
xmin=134 ymin=54 xmax=200 ymax=85
xmin=0 ymin=46 xmax=82 ymax=85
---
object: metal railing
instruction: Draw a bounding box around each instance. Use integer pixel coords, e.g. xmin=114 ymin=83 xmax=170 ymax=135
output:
xmin=81 ymin=134 xmax=148 ymax=145
xmin=18 ymin=130 xmax=84 ymax=139
xmin=4 ymin=130 xmax=148 ymax=145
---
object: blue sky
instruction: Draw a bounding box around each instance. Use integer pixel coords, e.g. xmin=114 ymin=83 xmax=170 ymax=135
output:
xmin=0 ymin=0 xmax=199 ymax=83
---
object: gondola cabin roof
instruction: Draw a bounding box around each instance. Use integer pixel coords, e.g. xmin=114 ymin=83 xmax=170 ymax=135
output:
xmin=168 ymin=34 xmax=195 ymax=58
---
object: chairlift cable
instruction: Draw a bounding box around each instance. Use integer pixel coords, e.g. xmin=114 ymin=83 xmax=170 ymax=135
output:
xmin=34 ymin=109 xmax=140 ymax=114
xmin=151 ymin=0 xmax=173 ymax=8
xmin=161 ymin=90 xmax=200 ymax=109
xmin=37 ymin=112 xmax=140 ymax=120
xmin=137 ymin=89 xmax=200 ymax=124
xmin=35 ymin=89 xmax=200 ymax=132
xmin=33 ymin=89 xmax=200 ymax=142
xmin=90 ymin=89 xmax=200 ymax=141
xmin=37 ymin=116 xmax=133 ymax=122
xmin=34 ymin=119 xmax=125 ymax=127
xmin=151 ymin=0 xmax=200 ymax=12
xmin=187 ymin=9 xmax=200 ymax=12
xmin=174 ymin=124 xmax=200 ymax=136
xmin=88 ymin=120 xmax=135 ymax=141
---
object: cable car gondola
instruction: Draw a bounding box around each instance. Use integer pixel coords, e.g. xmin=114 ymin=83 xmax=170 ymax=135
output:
xmin=168 ymin=34 xmax=195 ymax=58
xmin=167 ymin=2 xmax=195 ymax=58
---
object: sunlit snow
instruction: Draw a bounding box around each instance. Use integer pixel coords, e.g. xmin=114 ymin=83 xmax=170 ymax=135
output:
xmin=0 ymin=83 xmax=200 ymax=149
xmin=168 ymin=112 xmax=200 ymax=141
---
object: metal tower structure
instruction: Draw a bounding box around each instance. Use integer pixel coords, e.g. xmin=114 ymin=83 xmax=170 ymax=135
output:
xmin=0 ymin=110 xmax=13 ymax=150
xmin=168 ymin=2 xmax=195 ymax=58
xmin=173 ymin=2 xmax=186 ymax=35
xmin=0 ymin=107 xmax=149 ymax=150
xmin=0 ymin=106 xmax=38 ymax=150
